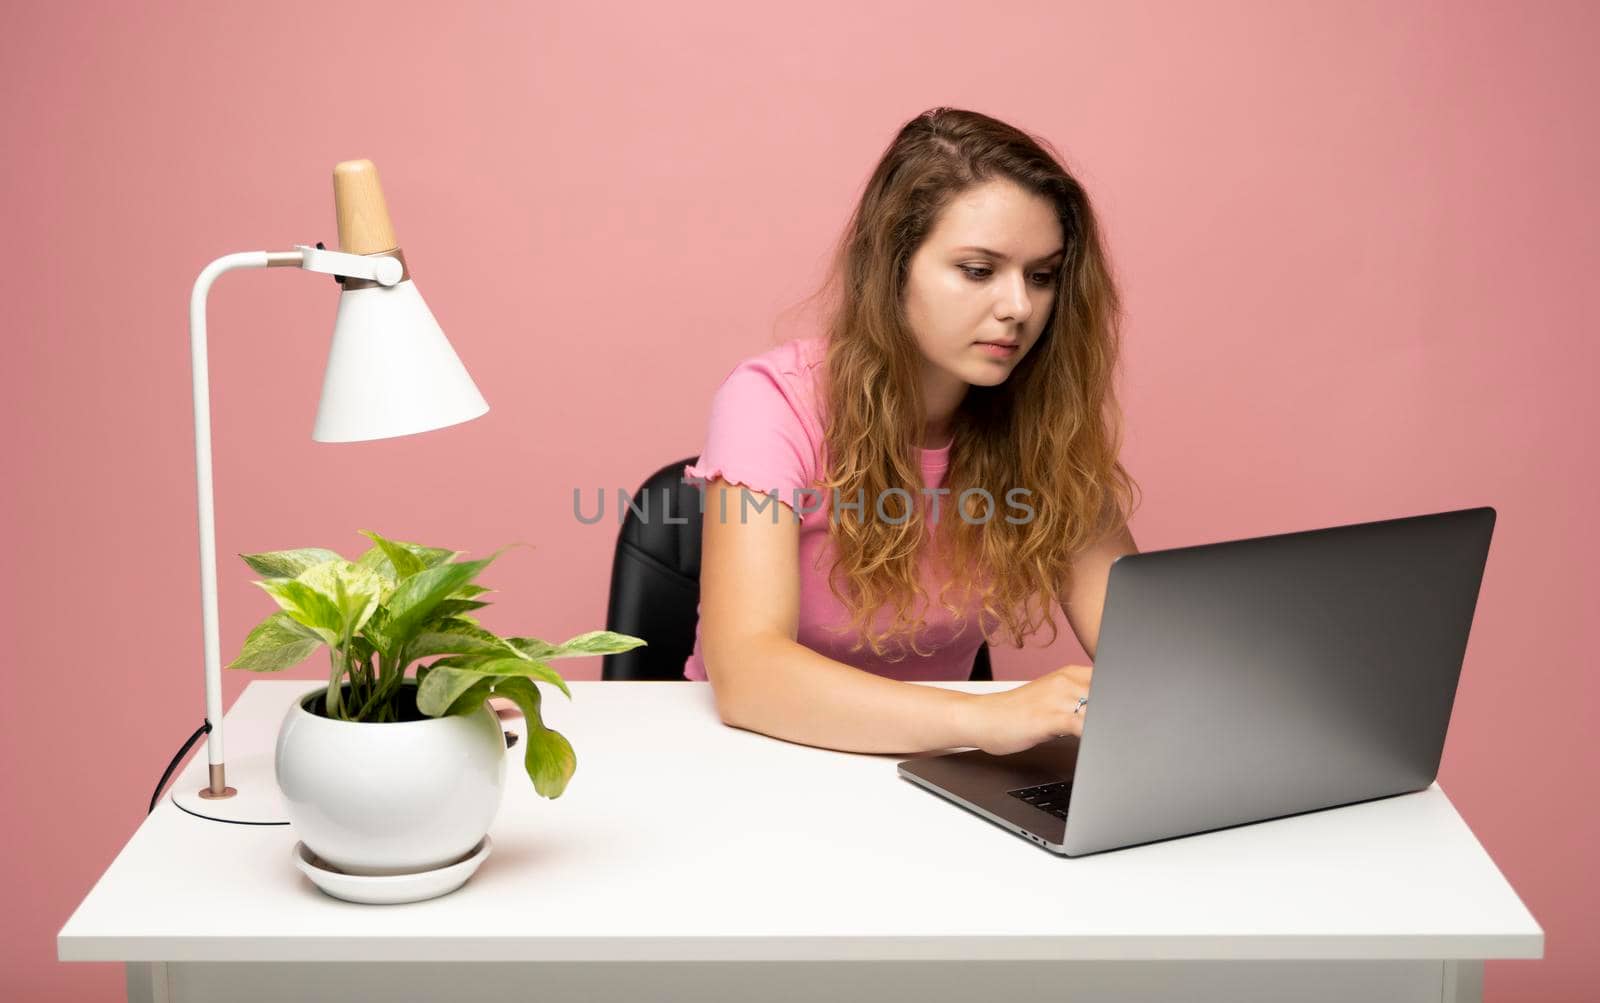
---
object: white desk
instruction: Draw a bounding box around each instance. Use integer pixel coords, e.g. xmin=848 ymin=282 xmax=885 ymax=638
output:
xmin=61 ymin=679 xmax=1542 ymax=1003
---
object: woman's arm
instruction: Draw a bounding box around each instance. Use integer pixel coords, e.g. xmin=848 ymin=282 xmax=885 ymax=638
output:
xmin=1059 ymin=521 xmax=1139 ymax=660
xmin=698 ymin=477 xmax=981 ymax=755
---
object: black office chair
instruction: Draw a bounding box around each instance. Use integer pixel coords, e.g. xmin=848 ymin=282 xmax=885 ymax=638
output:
xmin=603 ymin=456 xmax=993 ymax=682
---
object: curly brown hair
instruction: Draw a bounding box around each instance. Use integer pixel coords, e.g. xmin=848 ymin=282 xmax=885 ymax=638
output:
xmin=800 ymin=106 xmax=1141 ymax=661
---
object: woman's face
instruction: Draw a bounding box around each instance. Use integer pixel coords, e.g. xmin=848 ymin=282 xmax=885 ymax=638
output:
xmin=902 ymin=178 xmax=1065 ymax=397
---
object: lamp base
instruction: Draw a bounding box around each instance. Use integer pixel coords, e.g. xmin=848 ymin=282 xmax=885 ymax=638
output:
xmin=170 ymin=750 xmax=289 ymax=825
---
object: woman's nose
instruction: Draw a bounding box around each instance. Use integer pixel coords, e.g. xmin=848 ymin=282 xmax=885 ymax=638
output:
xmin=995 ymin=272 xmax=1033 ymax=323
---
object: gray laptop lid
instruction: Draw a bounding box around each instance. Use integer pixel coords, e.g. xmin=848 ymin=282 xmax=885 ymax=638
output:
xmin=1061 ymin=505 xmax=1495 ymax=855
xmin=899 ymin=506 xmax=1496 ymax=857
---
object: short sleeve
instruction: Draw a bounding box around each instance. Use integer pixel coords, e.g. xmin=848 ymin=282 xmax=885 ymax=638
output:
xmin=683 ymin=358 xmax=818 ymax=502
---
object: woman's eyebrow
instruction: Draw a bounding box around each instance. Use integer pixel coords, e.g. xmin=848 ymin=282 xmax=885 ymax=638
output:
xmin=952 ymin=245 xmax=1066 ymax=263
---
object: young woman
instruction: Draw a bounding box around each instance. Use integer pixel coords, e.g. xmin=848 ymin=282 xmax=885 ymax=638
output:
xmin=683 ymin=107 xmax=1140 ymax=757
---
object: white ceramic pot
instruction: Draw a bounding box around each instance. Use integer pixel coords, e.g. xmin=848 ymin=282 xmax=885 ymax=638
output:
xmin=275 ymin=681 xmax=507 ymax=876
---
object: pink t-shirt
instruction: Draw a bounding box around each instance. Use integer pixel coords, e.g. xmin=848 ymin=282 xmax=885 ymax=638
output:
xmin=681 ymin=336 xmax=989 ymax=682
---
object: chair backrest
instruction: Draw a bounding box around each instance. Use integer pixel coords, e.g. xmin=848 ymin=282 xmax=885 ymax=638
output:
xmin=603 ymin=457 xmax=707 ymax=680
xmin=602 ymin=456 xmax=993 ymax=682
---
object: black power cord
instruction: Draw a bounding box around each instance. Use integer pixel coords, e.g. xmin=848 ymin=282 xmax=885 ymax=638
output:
xmin=148 ymin=720 xmax=211 ymax=815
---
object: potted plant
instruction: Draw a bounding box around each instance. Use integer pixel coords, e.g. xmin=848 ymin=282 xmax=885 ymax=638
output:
xmin=227 ymin=529 xmax=645 ymax=877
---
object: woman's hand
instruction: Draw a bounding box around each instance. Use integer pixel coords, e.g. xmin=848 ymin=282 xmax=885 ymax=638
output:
xmin=963 ymin=664 xmax=1093 ymax=755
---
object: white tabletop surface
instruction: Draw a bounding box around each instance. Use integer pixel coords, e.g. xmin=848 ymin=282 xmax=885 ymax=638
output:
xmin=59 ymin=679 xmax=1543 ymax=964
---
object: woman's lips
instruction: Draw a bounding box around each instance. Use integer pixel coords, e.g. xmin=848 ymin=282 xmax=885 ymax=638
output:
xmin=977 ymin=342 xmax=1019 ymax=358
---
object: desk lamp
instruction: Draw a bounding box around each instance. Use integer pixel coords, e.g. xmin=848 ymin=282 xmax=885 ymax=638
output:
xmin=168 ymin=159 xmax=488 ymax=824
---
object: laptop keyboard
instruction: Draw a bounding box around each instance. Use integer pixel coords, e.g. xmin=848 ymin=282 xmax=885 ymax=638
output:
xmin=1008 ymin=781 xmax=1072 ymax=819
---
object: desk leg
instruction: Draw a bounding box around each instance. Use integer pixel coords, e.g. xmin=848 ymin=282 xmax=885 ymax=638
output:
xmin=1442 ymin=960 xmax=1484 ymax=1003
xmin=125 ymin=962 xmax=170 ymax=1003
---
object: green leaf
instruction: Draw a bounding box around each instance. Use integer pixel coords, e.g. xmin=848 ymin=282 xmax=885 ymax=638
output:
xmin=411 ymin=545 xmax=460 ymax=568
xmin=429 ymin=598 xmax=490 ymax=621
xmin=355 ymin=545 xmax=397 ymax=580
xmin=254 ymin=578 xmax=342 ymax=645
xmin=239 ymin=547 xmax=343 ymax=579
xmin=360 ymin=606 xmax=395 ymax=661
xmin=426 ymin=654 xmax=572 ymax=699
xmin=554 ymin=630 xmax=648 ymax=657
xmin=354 ymin=534 xmax=460 ymax=582
xmin=353 ymin=548 xmax=400 ymax=605
xmin=504 ymin=636 xmax=561 ymax=661
xmin=416 ymin=664 xmax=493 ymax=716
xmin=507 ymin=630 xmax=647 ymax=661
xmin=381 ymin=549 xmax=508 ymax=652
xmin=358 ymin=530 xmax=427 ymax=580
xmin=297 ymin=559 xmax=386 ymax=642
xmin=228 ymin=612 xmax=323 ymax=671
xmin=493 ymin=676 xmax=576 ymax=799
xmin=445 ymin=679 xmax=497 ymax=716
xmin=408 ymin=620 xmax=520 ymax=661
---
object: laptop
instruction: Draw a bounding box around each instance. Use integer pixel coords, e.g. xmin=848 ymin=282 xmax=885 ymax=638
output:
xmin=897 ymin=506 xmax=1496 ymax=857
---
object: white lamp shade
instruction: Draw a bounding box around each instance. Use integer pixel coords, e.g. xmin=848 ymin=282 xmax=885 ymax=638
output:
xmin=312 ymin=279 xmax=489 ymax=443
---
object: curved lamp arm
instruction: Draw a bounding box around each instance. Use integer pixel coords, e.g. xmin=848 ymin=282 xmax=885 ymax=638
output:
xmin=186 ymin=246 xmax=400 ymax=802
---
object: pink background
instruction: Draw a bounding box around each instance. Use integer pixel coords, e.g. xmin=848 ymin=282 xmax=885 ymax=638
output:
xmin=3 ymin=1 xmax=1594 ymax=998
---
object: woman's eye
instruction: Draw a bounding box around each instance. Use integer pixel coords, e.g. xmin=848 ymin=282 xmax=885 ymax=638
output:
xmin=959 ymin=265 xmax=1057 ymax=286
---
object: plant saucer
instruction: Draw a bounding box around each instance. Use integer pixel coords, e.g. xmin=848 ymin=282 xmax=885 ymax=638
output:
xmin=293 ymin=836 xmax=493 ymax=905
